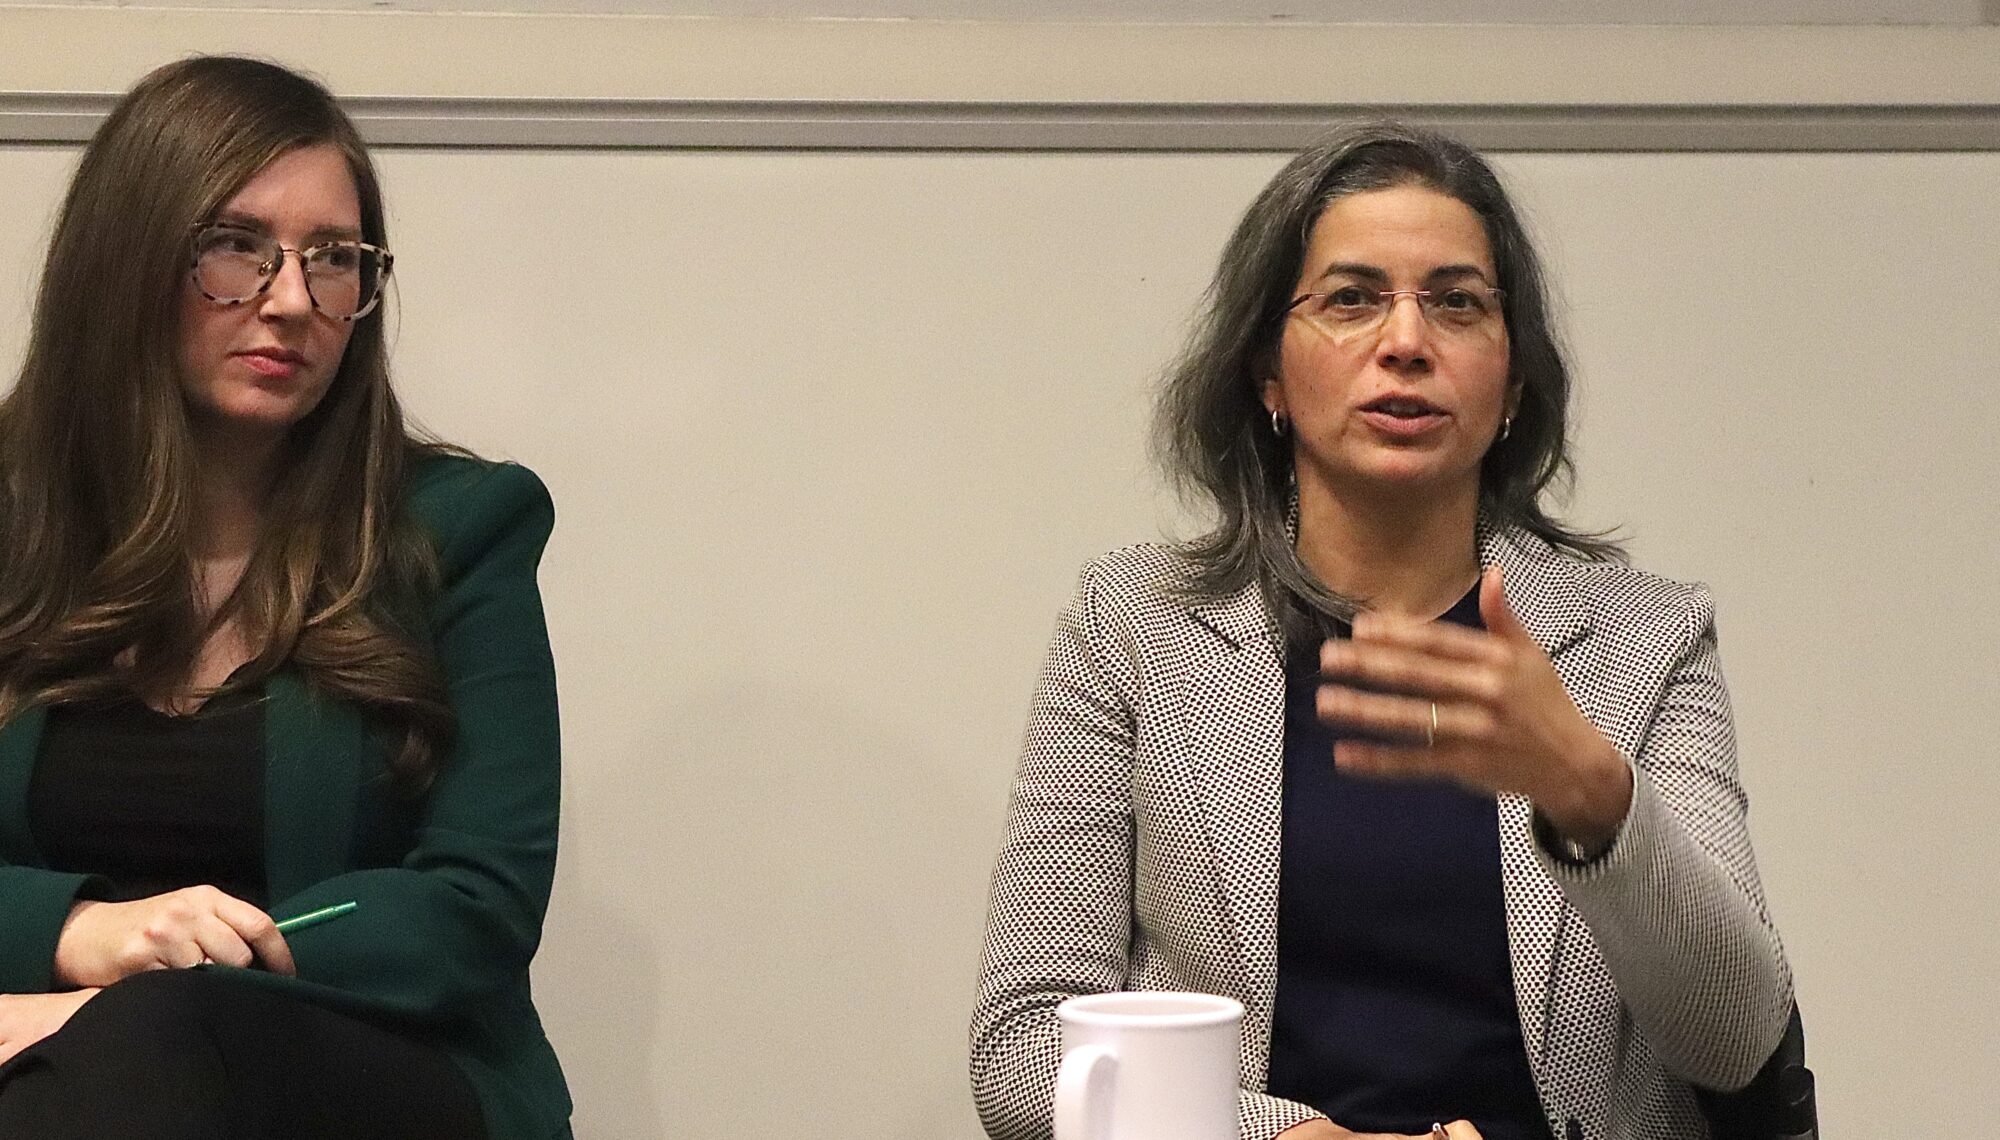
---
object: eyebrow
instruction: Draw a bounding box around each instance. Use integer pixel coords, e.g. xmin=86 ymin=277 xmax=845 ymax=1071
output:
xmin=211 ymin=209 xmax=364 ymax=244
xmin=1314 ymin=261 xmax=1495 ymax=286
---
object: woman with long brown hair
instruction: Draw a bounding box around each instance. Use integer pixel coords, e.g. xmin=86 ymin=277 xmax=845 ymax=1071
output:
xmin=0 ymin=56 xmax=570 ymax=1139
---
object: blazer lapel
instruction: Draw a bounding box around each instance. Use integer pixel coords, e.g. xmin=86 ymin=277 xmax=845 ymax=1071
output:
xmin=1177 ymin=581 xmax=1287 ymax=1037
xmin=1480 ymin=521 xmax=1589 ymax=666
xmin=0 ymin=706 xmax=48 ymax=864
xmin=1479 ymin=523 xmax=1627 ymax=1074
xmin=262 ymin=670 xmax=365 ymax=902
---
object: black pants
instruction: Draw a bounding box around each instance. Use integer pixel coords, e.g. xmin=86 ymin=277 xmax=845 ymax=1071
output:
xmin=0 ymin=968 xmax=487 ymax=1140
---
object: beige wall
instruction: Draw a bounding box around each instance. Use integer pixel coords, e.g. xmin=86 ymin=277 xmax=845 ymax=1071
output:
xmin=4 ymin=0 xmax=1991 ymax=21
xmin=4 ymin=139 xmax=1995 ymax=1138
xmin=6 ymin=11 xmax=2000 ymax=108
xmin=1 ymin=14 xmax=1996 ymax=1140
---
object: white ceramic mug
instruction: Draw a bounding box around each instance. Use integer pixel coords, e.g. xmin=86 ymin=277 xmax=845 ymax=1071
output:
xmin=1053 ymin=991 xmax=1244 ymax=1140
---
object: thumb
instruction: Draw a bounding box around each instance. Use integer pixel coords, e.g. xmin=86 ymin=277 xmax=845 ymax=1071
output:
xmin=1478 ymin=565 xmax=1529 ymax=641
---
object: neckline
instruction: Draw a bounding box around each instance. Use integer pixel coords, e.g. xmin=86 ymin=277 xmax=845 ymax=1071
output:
xmin=136 ymin=661 xmax=262 ymax=721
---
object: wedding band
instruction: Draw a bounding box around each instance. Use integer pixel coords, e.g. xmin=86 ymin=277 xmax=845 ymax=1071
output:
xmin=1431 ymin=1125 xmax=1450 ymax=1140
xmin=1426 ymin=702 xmax=1439 ymax=748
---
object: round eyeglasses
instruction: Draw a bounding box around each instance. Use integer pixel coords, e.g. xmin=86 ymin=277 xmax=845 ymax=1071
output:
xmin=1288 ymin=284 xmax=1505 ymax=341
xmin=189 ymin=223 xmax=394 ymax=321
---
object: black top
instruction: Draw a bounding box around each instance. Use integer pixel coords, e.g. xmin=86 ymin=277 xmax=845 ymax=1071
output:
xmin=28 ymin=685 xmax=268 ymax=908
xmin=1266 ymin=587 xmax=1554 ymax=1140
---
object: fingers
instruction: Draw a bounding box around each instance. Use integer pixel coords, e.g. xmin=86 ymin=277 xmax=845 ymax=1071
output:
xmin=1477 ymin=565 xmax=1528 ymax=642
xmin=211 ymin=893 xmax=295 ymax=977
xmin=1400 ymin=1123 xmax=1482 ymax=1140
xmin=1316 ymin=683 xmax=1427 ymax=747
xmin=129 ymin=888 xmax=292 ymax=977
xmin=135 ymin=893 xmax=209 ymax=971
xmin=1347 ymin=609 xmax=1507 ymax=664
xmin=1317 ymin=583 xmax=1530 ymax=754
xmin=1320 ymin=639 xmax=1502 ymax=705
xmin=190 ymin=912 xmax=257 ymax=969
xmin=1316 ymin=682 xmax=1494 ymax=749
xmin=1334 ymin=738 xmax=1444 ymax=779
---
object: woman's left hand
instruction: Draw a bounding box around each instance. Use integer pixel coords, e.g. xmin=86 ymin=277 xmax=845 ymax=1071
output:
xmin=1316 ymin=566 xmax=1633 ymax=846
xmin=0 ymin=989 xmax=100 ymax=1067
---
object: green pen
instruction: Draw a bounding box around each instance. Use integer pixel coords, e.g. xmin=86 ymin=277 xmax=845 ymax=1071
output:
xmin=274 ymin=901 xmax=358 ymax=936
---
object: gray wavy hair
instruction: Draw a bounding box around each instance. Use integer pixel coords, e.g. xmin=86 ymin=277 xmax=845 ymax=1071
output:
xmin=1154 ymin=121 xmax=1622 ymax=646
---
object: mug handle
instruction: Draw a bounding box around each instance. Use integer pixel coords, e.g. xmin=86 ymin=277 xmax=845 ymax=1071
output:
xmin=1053 ymin=1043 xmax=1117 ymax=1140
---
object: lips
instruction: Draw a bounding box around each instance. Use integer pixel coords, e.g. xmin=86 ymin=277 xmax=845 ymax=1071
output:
xmin=233 ymin=347 xmax=307 ymax=379
xmin=1359 ymin=394 xmax=1445 ymax=418
xmin=1357 ymin=392 xmax=1448 ymax=439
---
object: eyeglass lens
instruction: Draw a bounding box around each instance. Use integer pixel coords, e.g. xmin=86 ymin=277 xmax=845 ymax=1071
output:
xmin=192 ymin=226 xmax=387 ymax=319
xmin=1295 ymin=286 xmax=1500 ymax=338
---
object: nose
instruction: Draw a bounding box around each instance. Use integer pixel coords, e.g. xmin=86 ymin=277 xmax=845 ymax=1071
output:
xmin=1373 ymin=290 xmax=1432 ymax=372
xmin=258 ymin=249 xmax=315 ymax=320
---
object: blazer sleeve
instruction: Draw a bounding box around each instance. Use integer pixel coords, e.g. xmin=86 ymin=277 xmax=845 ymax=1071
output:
xmin=0 ymin=863 xmax=102 ymax=994
xmin=970 ymin=562 xmax=1328 ymax=1140
xmin=1537 ymin=590 xmax=1793 ymax=1091
xmin=235 ymin=460 xmax=562 ymax=1024
xmin=971 ymin=563 xmax=1138 ymax=1140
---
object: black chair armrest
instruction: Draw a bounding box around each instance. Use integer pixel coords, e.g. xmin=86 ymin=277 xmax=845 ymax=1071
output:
xmin=1695 ymin=1003 xmax=1818 ymax=1140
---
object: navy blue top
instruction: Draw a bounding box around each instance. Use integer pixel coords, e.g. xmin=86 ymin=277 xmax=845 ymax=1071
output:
xmin=1266 ymin=587 xmax=1554 ymax=1140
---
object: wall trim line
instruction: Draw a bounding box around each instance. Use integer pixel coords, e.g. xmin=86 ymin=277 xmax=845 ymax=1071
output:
xmin=5 ymin=93 xmax=1998 ymax=151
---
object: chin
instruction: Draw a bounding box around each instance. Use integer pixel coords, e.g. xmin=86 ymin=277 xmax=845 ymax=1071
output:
xmin=1342 ymin=456 xmax=1480 ymax=500
xmin=192 ymin=395 xmax=320 ymax=439
xmin=1355 ymin=452 xmax=1453 ymax=481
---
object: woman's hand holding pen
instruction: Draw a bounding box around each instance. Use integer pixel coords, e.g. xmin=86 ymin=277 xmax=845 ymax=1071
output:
xmin=0 ymin=988 xmax=99 ymax=1066
xmin=1315 ymin=566 xmax=1633 ymax=848
xmin=52 ymin=886 xmax=296 ymax=987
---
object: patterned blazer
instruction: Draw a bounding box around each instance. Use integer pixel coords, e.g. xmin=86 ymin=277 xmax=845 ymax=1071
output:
xmin=970 ymin=524 xmax=1793 ymax=1140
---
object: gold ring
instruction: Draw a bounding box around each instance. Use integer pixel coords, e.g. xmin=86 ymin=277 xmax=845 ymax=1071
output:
xmin=1426 ymin=702 xmax=1439 ymax=748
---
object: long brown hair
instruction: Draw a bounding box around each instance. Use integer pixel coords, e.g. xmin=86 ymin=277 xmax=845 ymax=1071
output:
xmin=0 ymin=55 xmax=455 ymax=790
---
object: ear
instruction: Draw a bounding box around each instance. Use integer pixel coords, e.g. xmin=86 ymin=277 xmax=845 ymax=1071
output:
xmin=1261 ymin=377 xmax=1286 ymax=418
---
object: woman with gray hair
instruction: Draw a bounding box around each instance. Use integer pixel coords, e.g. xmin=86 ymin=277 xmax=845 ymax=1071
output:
xmin=971 ymin=123 xmax=1792 ymax=1140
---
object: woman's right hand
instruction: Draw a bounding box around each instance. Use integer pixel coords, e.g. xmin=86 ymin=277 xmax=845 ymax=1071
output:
xmin=1277 ymin=1120 xmax=1485 ymax=1140
xmin=52 ymin=887 xmax=296 ymax=987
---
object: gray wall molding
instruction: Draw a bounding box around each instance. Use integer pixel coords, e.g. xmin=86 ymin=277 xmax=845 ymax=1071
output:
xmin=6 ymin=11 xmax=1995 ymax=150
xmin=6 ymin=93 xmax=1999 ymax=151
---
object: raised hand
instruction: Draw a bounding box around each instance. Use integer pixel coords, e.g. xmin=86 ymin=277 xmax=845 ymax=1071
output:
xmin=53 ymin=886 xmax=296 ymax=988
xmin=1315 ymin=565 xmax=1633 ymax=845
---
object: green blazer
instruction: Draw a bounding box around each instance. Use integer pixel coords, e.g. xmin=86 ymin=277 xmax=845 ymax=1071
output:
xmin=0 ymin=455 xmax=573 ymax=1140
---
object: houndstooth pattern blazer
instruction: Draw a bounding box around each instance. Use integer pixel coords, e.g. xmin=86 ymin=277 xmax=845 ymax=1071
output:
xmin=970 ymin=523 xmax=1793 ymax=1140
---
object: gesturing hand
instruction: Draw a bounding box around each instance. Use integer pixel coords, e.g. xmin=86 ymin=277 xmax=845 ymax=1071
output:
xmin=1315 ymin=566 xmax=1633 ymax=845
xmin=53 ymin=886 xmax=296 ymax=988
xmin=0 ymin=988 xmax=100 ymax=1066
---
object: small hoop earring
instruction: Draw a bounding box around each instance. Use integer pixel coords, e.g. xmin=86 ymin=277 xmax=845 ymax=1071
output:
xmin=1498 ymin=415 xmax=1513 ymax=442
xmin=1271 ymin=410 xmax=1288 ymax=437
